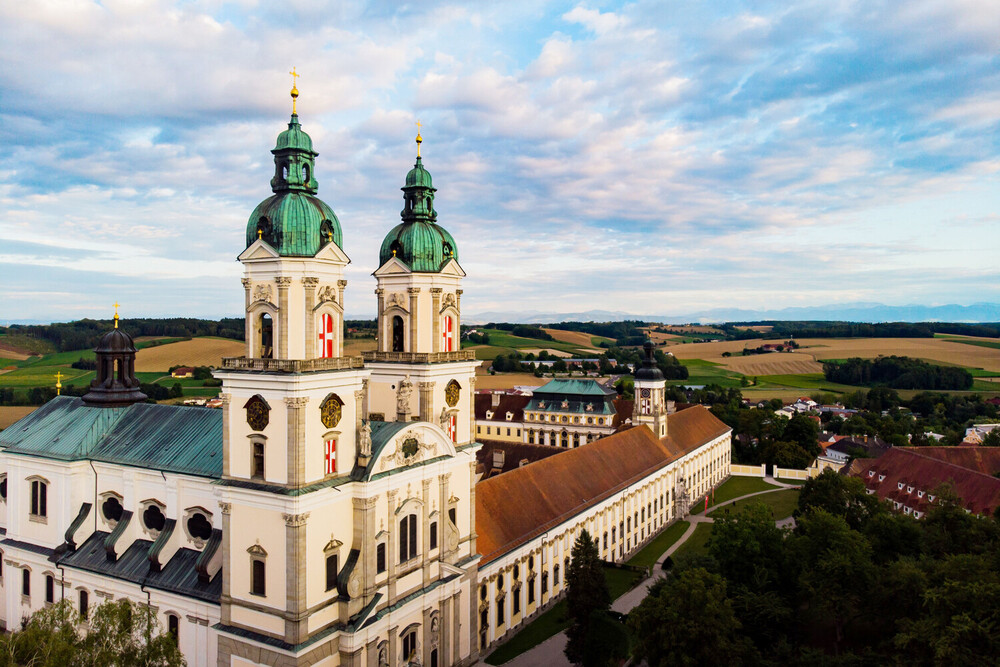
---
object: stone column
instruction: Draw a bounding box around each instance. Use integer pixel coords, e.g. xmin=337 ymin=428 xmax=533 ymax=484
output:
xmin=440 ymin=596 xmax=452 ymax=667
xmin=468 ymin=376 xmax=477 ymax=444
xmin=418 ymin=381 xmax=435 ymax=423
xmin=241 ymin=278 xmax=252 ymax=357
xmin=375 ymin=288 xmax=385 ymax=352
xmin=438 ymin=473 xmax=452 ymax=563
xmin=388 ymin=626 xmax=399 ymax=667
xmin=220 ymin=393 xmax=232 ymax=477
xmin=430 ymin=288 xmax=443 ymax=352
xmin=421 ymin=479 xmax=433 ymax=586
xmin=455 ymin=289 xmax=463 ymax=319
xmin=282 ymin=511 xmax=310 ymax=645
xmin=354 ymin=389 xmax=366 ymax=462
xmin=219 ymin=502 xmax=232 ymax=624
xmin=285 ymin=397 xmax=309 ymax=487
xmin=275 ymin=277 xmax=292 ymax=359
xmin=303 ymin=277 xmax=319 ymax=360
xmin=407 ymin=287 xmax=420 ymax=352
xmin=386 ymin=490 xmax=398 ymax=600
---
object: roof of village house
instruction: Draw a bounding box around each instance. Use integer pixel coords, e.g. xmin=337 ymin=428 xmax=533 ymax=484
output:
xmin=475 ymin=406 xmax=730 ymax=564
xmin=0 ymin=396 xmax=222 ymax=478
xmin=900 ymin=446 xmax=1000 ymax=477
xmin=850 ymin=446 xmax=1000 ymax=516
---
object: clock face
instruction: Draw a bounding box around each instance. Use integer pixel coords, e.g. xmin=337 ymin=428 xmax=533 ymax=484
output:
xmin=246 ymin=396 xmax=269 ymax=431
xmin=640 ymin=388 xmax=651 ymax=398
xmin=320 ymin=393 xmax=343 ymax=428
xmin=445 ymin=379 xmax=461 ymax=407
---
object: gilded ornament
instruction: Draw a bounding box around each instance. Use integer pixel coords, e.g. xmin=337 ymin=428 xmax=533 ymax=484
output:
xmin=445 ymin=379 xmax=461 ymax=407
xmin=320 ymin=393 xmax=344 ymax=428
xmin=245 ymin=395 xmax=270 ymax=431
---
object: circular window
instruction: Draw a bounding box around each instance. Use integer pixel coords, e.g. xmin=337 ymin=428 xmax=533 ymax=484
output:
xmin=598 ymin=418 xmax=604 ymax=425
xmin=574 ymin=417 xmax=580 ymax=424
xmin=587 ymin=417 xmax=593 ymax=425
xmin=102 ymin=496 xmax=124 ymax=523
xmin=187 ymin=513 xmax=212 ymax=541
xmin=561 ymin=416 xmax=568 ymax=423
xmin=143 ymin=504 xmax=166 ymax=533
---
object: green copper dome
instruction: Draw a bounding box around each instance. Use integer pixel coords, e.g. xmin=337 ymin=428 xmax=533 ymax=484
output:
xmin=378 ymin=156 xmax=459 ymax=271
xmin=246 ymin=114 xmax=343 ymax=256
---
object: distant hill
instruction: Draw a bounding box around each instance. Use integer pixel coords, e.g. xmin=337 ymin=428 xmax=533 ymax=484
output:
xmin=466 ymin=302 xmax=1000 ymax=325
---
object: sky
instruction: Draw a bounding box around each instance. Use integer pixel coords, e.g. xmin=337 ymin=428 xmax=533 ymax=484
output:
xmin=1 ymin=0 xmax=999 ymax=322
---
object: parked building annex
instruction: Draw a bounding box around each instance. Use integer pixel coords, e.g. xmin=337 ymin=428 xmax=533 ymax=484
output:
xmin=0 ymin=88 xmax=732 ymax=667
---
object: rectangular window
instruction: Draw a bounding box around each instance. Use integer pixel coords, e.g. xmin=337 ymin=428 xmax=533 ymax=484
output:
xmin=252 ymin=442 xmax=265 ymax=480
xmin=324 ymin=438 xmax=337 ymax=475
xmin=45 ymin=575 xmax=54 ymax=603
xmin=506 ymin=428 xmax=511 ymax=436
xmin=403 ymin=632 xmax=417 ymax=661
xmin=486 ymin=426 xmax=491 ymax=435
xmin=528 ymin=579 xmax=535 ymax=604
xmin=497 ymin=597 xmax=505 ymax=624
xmin=541 ymin=572 xmax=548 ymax=594
xmin=377 ymin=543 xmax=386 ymax=573
xmin=251 ymin=560 xmax=266 ymax=596
xmin=325 ymin=554 xmax=338 ymax=592
xmin=553 ymin=565 xmax=560 ymax=586
xmin=430 ymin=521 xmax=438 ymax=550
xmin=513 ymin=589 xmax=520 ymax=615
xmin=603 ymin=532 xmax=608 ymax=549
xmin=79 ymin=590 xmax=89 ymax=619
xmin=31 ymin=481 xmax=47 ymax=517
xmin=22 ymin=569 xmax=29 ymax=597
xmin=400 ymin=514 xmax=418 ymax=563
xmin=168 ymin=614 xmax=179 ymax=645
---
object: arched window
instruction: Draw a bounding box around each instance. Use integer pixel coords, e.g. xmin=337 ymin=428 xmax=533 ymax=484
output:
xmin=441 ymin=315 xmax=454 ymax=352
xmin=79 ymin=589 xmax=89 ymax=619
xmin=45 ymin=575 xmax=54 ymax=603
xmin=30 ymin=479 xmax=47 ymax=518
xmin=302 ymin=164 xmax=310 ymax=182
xmin=402 ymin=628 xmax=418 ymax=662
xmin=259 ymin=313 xmax=273 ymax=359
xmin=167 ymin=614 xmax=179 ymax=645
xmin=399 ymin=513 xmax=418 ymax=563
xmin=392 ymin=316 xmax=405 ymax=352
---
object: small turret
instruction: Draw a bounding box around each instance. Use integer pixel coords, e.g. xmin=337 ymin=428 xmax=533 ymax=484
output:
xmin=82 ymin=306 xmax=147 ymax=407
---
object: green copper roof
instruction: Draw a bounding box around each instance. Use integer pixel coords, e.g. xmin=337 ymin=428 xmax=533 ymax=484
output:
xmin=534 ymin=379 xmax=616 ymax=397
xmin=378 ymin=156 xmax=459 ymax=271
xmin=0 ymin=396 xmax=222 ymax=478
xmin=379 ymin=219 xmax=458 ymax=272
xmin=247 ymin=192 xmax=342 ymax=256
xmin=275 ymin=114 xmax=314 ymax=152
xmin=246 ymin=114 xmax=343 ymax=257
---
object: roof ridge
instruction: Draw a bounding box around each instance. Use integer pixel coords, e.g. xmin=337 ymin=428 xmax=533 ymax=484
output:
xmin=893 ymin=447 xmax=1000 ymax=483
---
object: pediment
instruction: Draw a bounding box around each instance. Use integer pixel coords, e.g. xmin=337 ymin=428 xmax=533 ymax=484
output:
xmin=365 ymin=422 xmax=456 ymax=480
xmin=314 ymin=240 xmax=351 ymax=265
xmin=439 ymin=258 xmax=466 ymax=277
xmin=238 ymin=240 xmax=280 ymax=261
xmin=373 ymin=257 xmax=412 ymax=277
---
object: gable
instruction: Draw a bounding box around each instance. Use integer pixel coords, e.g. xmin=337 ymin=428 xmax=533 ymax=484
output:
xmin=237 ymin=239 xmax=280 ymax=261
xmin=373 ymin=257 xmax=412 ymax=276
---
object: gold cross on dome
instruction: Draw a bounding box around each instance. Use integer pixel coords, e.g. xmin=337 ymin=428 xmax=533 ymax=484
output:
xmin=55 ymin=371 xmax=63 ymax=395
xmin=289 ymin=67 xmax=300 ymax=114
xmin=289 ymin=67 xmax=300 ymax=86
xmin=415 ymin=119 xmax=423 ymax=157
xmin=113 ymin=301 xmax=120 ymax=328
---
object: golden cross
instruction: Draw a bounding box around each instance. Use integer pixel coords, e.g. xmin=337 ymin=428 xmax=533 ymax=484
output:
xmin=289 ymin=67 xmax=300 ymax=114
xmin=55 ymin=371 xmax=62 ymax=396
xmin=258 ymin=228 xmax=263 ymax=239
xmin=415 ymin=119 xmax=423 ymax=157
xmin=113 ymin=301 xmax=120 ymax=328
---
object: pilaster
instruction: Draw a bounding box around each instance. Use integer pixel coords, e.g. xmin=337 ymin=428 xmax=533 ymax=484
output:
xmin=241 ymin=278 xmax=252 ymax=356
xmin=375 ymin=289 xmax=385 ymax=352
xmin=283 ymin=511 xmax=310 ymax=645
xmin=468 ymin=461 xmax=478 ymax=555
xmin=220 ymin=393 xmax=232 ymax=477
xmin=284 ymin=396 xmax=309 ymax=487
xmin=386 ymin=489 xmax=398 ymax=601
xmin=418 ymin=381 xmax=435 ymax=423
xmin=353 ymin=496 xmax=379 ymax=599
xmin=275 ymin=276 xmax=292 ymax=359
xmin=430 ymin=288 xmax=443 ymax=352
xmin=407 ymin=287 xmax=420 ymax=352
xmin=421 ymin=478 xmax=432 ymax=587
xmin=220 ymin=501 xmax=232 ymax=624
xmin=337 ymin=280 xmax=348 ymax=356
xmin=303 ymin=277 xmax=319 ymax=360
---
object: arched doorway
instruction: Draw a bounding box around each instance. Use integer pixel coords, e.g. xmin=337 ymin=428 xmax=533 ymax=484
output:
xmin=392 ymin=316 xmax=405 ymax=352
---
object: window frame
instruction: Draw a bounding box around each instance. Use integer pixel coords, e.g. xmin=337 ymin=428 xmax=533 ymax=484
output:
xmin=28 ymin=476 xmax=49 ymax=520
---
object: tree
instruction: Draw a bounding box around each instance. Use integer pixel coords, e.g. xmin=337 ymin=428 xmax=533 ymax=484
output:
xmin=564 ymin=530 xmax=610 ymax=664
xmin=795 ymin=469 xmax=884 ymax=531
xmin=628 ymin=568 xmax=752 ymax=666
xmin=0 ymin=598 xmax=184 ymax=666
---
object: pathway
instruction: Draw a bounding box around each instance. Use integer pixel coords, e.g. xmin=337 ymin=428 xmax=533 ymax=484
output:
xmin=494 ymin=476 xmax=799 ymax=666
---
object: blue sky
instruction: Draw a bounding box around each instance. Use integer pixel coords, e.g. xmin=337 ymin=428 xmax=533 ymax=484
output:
xmin=1 ymin=0 xmax=998 ymax=322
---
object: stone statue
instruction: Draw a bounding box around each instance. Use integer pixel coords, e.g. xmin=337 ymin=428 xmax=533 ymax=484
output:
xmin=396 ymin=375 xmax=413 ymax=419
xmin=439 ymin=407 xmax=451 ymax=432
xmin=359 ymin=420 xmax=372 ymax=458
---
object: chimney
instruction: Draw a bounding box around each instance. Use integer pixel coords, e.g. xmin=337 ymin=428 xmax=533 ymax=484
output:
xmin=492 ymin=392 xmax=502 ymax=407
xmin=492 ymin=449 xmax=505 ymax=473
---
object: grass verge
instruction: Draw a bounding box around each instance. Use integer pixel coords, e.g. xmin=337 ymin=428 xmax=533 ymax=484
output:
xmin=690 ymin=476 xmax=779 ymax=514
xmin=671 ymin=523 xmax=713 ymax=559
xmin=709 ymin=489 xmax=801 ymax=521
xmin=626 ymin=521 xmax=690 ymax=569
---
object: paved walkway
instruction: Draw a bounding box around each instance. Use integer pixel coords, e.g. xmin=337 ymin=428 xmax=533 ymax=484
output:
xmin=489 ymin=476 xmax=799 ymax=666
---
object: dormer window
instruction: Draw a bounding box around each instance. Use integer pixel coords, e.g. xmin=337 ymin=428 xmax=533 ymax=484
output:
xmin=506 ymin=412 xmax=513 ymax=421
xmin=868 ymin=470 xmax=874 ymax=477
xmin=907 ymin=486 xmax=914 ymax=493
xmin=918 ymin=490 xmax=925 ymax=498
xmin=928 ymin=494 xmax=935 ymax=502
xmin=878 ymin=474 xmax=885 ymax=482
xmin=897 ymin=482 xmax=904 ymax=490
xmin=486 ymin=411 xmax=494 ymax=420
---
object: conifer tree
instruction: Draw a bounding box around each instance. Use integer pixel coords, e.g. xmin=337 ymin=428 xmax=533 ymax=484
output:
xmin=564 ymin=529 xmax=610 ymax=664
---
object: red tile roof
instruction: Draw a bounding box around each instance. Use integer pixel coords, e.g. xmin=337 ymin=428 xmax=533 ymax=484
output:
xmin=848 ymin=447 xmax=1000 ymax=516
xmin=475 ymin=406 xmax=730 ymax=564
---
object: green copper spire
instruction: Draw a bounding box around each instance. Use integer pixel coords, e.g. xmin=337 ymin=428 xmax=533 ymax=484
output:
xmin=378 ymin=132 xmax=458 ymax=271
xmin=246 ymin=106 xmax=343 ymax=256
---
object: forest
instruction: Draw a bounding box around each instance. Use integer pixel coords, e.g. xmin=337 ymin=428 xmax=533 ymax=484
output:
xmin=628 ymin=471 xmax=1000 ymax=666
xmin=823 ymin=356 xmax=973 ymax=390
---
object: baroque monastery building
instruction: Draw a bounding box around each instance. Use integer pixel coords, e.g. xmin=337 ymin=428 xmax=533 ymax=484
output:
xmin=0 ymin=89 xmax=732 ymax=666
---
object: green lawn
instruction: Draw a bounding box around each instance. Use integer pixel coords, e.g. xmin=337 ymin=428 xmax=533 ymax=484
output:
xmin=626 ymin=521 xmax=690 ymax=568
xmin=670 ymin=359 xmax=746 ymax=388
xmin=968 ymin=368 xmax=1000 ymax=378
xmin=0 ymin=366 xmax=93 ymax=387
xmin=754 ymin=373 xmax=860 ymax=393
xmin=591 ymin=336 xmax=616 ymax=347
xmin=671 ymin=523 xmax=713 ymax=559
xmin=690 ymin=476 xmax=779 ymax=514
xmin=937 ymin=337 xmax=1000 ymax=350
xmin=483 ymin=564 xmax=640 ymax=665
xmin=709 ymin=489 xmax=800 ymax=521
xmin=24 ymin=348 xmax=96 ymax=367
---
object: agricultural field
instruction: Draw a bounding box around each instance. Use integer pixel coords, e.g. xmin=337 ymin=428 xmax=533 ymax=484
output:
xmin=666 ymin=336 xmax=1000 ymax=373
xmin=135 ymin=337 xmax=244 ymax=371
xmin=719 ymin=354 xmax=823 ymax=376
xmin=343 ymin=337 xmax=377 ymax=356
xmin=541 ymin=328 xmax=612 ymax=349
xmin=466 ymin=328 xmax=598 ymax=360
xmin=473 ymin=371 xmax=551 ymax=390
xmin=0 ymin=406 xmax=36 ymax=430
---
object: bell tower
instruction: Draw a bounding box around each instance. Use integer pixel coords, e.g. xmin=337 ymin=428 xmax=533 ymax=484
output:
xmin=366 ymin=128 xmax=478 ymax=445
xmin=632 ymin=341 xmax=672 ymax=438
